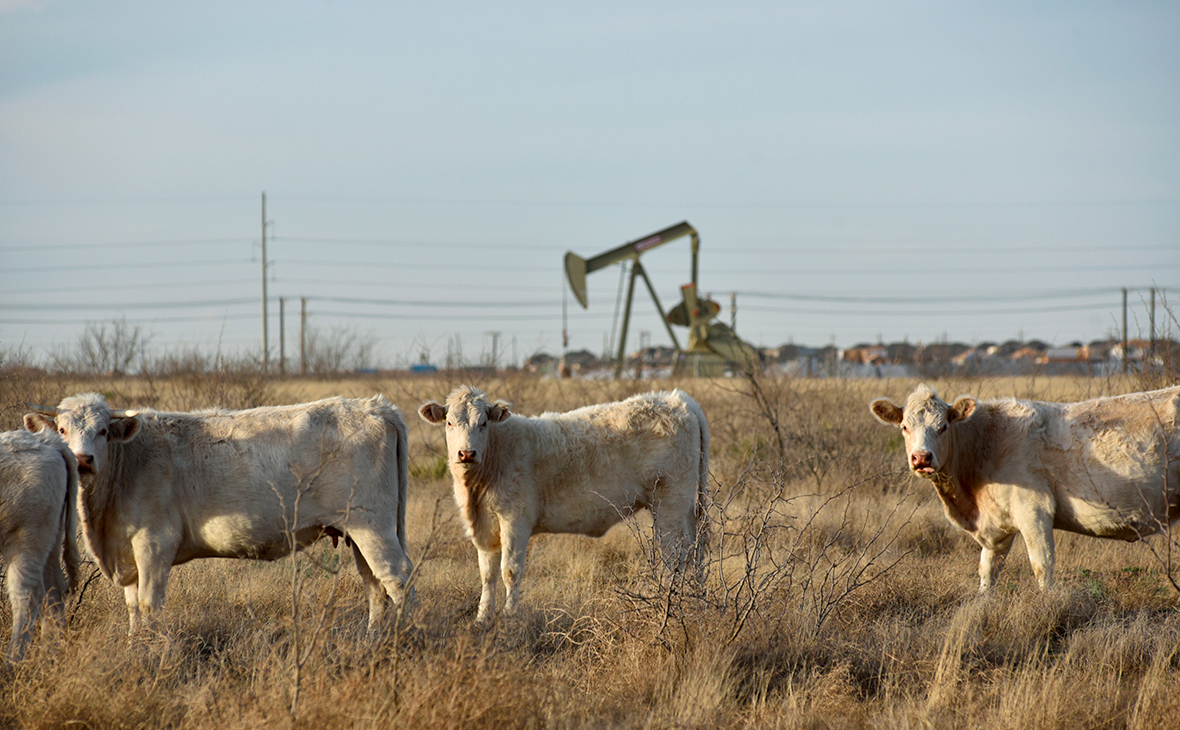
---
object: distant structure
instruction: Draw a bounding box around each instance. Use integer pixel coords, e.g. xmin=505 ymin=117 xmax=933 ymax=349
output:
xmin=564 ymin=222 xmax=758 ymax=378
xmin=508 ymin=336 xmax=1179 ymax=380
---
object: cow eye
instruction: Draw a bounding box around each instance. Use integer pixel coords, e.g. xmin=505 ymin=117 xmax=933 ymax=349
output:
xmin=938 ymin=424 xmax=947 ymax=434
xmin=58 ymin=427 xmax=67 ymax=435
xmin=901 ymin=425 xmax=909 ymax=433
xmin=99 ymin=428 xmax=108 ymax=437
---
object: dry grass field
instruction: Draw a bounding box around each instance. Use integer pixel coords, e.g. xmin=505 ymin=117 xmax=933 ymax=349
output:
xmin=0 ymin=368 xmax=1178 ymax=729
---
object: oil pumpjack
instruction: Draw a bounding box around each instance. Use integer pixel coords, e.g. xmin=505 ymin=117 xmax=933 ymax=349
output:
xmin=564 ymin=221 xmax=758 ymax=378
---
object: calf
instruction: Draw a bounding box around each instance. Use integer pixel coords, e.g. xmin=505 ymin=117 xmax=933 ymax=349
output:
xmin=870 ymin=384 xmax=1180 ymax=590
xmin=419 ymin=386 xmax=709 ymax=621
xmin=0 ymin=429 xmax=80 ymax=660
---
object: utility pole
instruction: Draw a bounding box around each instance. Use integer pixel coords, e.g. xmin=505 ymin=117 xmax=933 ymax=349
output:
xmin=1150 ymin=287 xmax=1157 ymax=362
xmin=485 ymin=331 xmax=501 ymax=369
xmin=730 ymin=291 xmax=737 ymax=330
xmin=279 ymin=297 xmax=286 ymax=375
xmin=261 ymin=192 xmax=273 ymax=372
xmin=300 ymin=297 xmax=308 ymax=376
xmin=1122 ymin=287 xmax=1128 ymax=374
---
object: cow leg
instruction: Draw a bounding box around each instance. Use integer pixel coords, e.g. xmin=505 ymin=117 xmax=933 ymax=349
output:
xmin=130 ymin=532 xmax=175 ymax=633
xmin=350 ymin=540 xmax=394 ymax=632
xmin=475 ymin=547 xmax=500 ymax=623
xmin=345 ymin=529 xmax=413 ymax=628
xmin=5 ymin=553 xmax=46 ymax=662
xmin=978 ymin=535 xmax=1015 ymax=592
xmin=37 ymin=551 xmax=68 ymax=650
xmin=651 ymin=496 xmax=696 ymax=578
xmin=500 ymin=524 xmax=531 ymax=616
xmin=124 ymin=585 xmax=142 ymax=634
xmin=41 ymin=552 xmax=68 ymax=616
xmin=1017 ymin=511 xmax=1057 ymax=590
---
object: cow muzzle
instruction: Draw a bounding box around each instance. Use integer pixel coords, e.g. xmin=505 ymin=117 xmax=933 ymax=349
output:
xmin=910 ymin=450 xmax=936 ymax=475
xmin=76 ymin=453 xmax=96 ymax=474
xmin=456 ymin=450 xmax=478 ymax=465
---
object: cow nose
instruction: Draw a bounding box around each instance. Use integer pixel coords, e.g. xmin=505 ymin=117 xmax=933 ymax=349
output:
xmin=910 ymin=450 xmax=933 ymax=470
xmin=457 ymin=450 xmax=477 ymax=464
xmin=77 ymin=453 xmax=95 ymax=472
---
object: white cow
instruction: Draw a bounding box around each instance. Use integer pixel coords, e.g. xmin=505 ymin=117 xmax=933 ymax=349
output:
xmin=0 ymin=429 xmax=80 ymax=661
xmin=25 ymin=393 xmax=413 ymax=633
xmin=418 ymin=386 xmax=710 ymax=622
xmin=870 ymin=384 xmax=1180 ymax=591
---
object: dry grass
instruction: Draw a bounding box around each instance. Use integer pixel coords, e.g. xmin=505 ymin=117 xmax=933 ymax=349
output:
xmin=0 ymin=369 xmax=1178 ymax=729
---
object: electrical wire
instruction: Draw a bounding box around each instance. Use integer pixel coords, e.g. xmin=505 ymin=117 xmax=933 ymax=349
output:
xmin=7 ymin=259 xmax=255 ymax=274
xmin=739 ymin=301 xmax=1120 ymax=317
xmin=0 ymin=298 xmax=256 ymax=311
xmin=0 ymin=238 xmax=252 ymax=253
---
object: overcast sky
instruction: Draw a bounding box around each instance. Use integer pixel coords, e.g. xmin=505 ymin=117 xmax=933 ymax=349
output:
xmin=2 ymin=1 xmax=1177 ymax=368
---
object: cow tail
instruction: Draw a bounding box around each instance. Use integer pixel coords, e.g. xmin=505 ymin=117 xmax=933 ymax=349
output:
xmin=59 ymin=444 xmax=81 ymax=593
xmin=689 ymin=395 xmax=711 ymax=567
xmin=391 ymin=413 xmax=410 ymax=556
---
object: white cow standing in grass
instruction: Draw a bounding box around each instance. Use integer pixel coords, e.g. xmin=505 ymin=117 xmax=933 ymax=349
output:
xmin=419 ymin=386 xmax=710 ymax=622
xmin=0 ymin=429 xmax=80 ymax=661
xmin=870 ymin=384 xmax=1180 ymax=591
xmin=25 ymin=392 xmax=414 ymax=634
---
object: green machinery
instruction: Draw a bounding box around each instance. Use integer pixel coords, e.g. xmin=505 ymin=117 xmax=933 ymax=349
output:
xmin=564 ymin=221 xmax=758 ymax=378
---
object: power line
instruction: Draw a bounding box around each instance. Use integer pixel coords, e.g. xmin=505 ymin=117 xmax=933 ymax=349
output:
xmin=310 ymin=295 xmax=558 ymax=308
xmin=0 ymin=238 xmax=252 ymax=253
xmin=716 ymin=243 xmax=1179 ymax=255
xmin=667 ymin=263 xmax=1180 ymax=276
xmin=0 ymin=298 xmax=256 ymax=311
xmin=6 ymin=194 xmax=1177 ymax=209
xmin=278 ymin=258 xmax=554 ymax=273
xmin=7 ymin=259 xmax=255 ymax=274
xmin=0 ymin=313 xmax=261 ymax=325
xmin=0 ymin=195 xmax=256 ymax=206
xmin=9 ymin=256 xmax=1170 ymax=278
xmin=276 ymin=236 xmax=556 ymax=251
xmin=741 ymin=301 xmax=1120 ymax=317
xmin=737 ymin=287 xmax=1125 ymax=304
xmin=274 ymin=276 xmax=563 ymax=293
xmin=8 ymin=235 xmax=1171 ymax=259
xmin=0 ymin=279 xmax=259 ymax=297
xmin=307 ymin=310 xmax=572 ymax=322
xmin=267 ymin=194 xmax=1180 ymax=210
xmin=0 ymin=286 xmax=1147 ymax=316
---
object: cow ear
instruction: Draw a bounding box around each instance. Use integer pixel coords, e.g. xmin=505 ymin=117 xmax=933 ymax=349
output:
xmin=109 ymin=415 xmax=141 ymax=442
xmin=869 ymin=398 xmax=903 ymax=425
xmin=488 ymin=400 xmax=513 ymax=423
xmin=418 ymin=402 xmax=447 ymax=424
xmin=24 ymin=413 xmax=55 ymax=433
xmin=949 ymin=396 xmax=976 ymax=422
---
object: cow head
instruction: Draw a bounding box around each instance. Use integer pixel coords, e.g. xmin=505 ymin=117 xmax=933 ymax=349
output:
xmin=869 ymin=384 xmax=976 ymax=477
xmin=418 ymin=385 xmax=511 ymax=467
xmin=24 ymin=392 xmax=141 ymax=475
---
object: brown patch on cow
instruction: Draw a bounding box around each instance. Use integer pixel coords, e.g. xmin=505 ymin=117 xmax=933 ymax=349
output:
xmin=929 ymin=472 xmax=980 ymax=532
xmin=463 ymin=480 xmax=486 ymax=535
xmin=925 ymin=399 xmax=1003 ymax=534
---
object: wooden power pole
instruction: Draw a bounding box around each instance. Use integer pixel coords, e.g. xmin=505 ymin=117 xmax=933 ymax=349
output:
xmin=1122 ymin=287 xmax=1128 ymax=374
xmin=261 ymin=192 xmax=270 ymax=372
xmin=300 ymin=297 xmax=308 ymax=376
xmin=279 ymin=297 xmax=286 ymax=375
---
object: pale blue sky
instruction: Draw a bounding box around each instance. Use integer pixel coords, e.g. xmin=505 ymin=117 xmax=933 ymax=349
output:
xmin=2 ymin=1 xmax=1177 ymax=367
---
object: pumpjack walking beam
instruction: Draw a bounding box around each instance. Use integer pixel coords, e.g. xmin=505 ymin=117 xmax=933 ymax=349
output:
xmin=565 ymin=222 xmax=698 ymax=378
